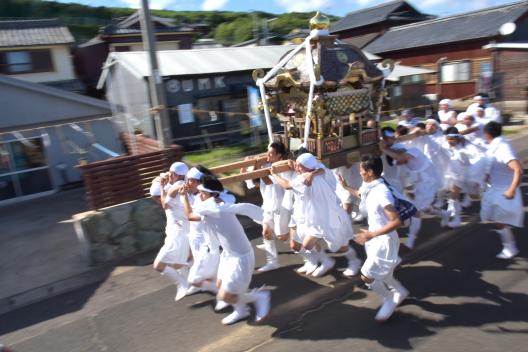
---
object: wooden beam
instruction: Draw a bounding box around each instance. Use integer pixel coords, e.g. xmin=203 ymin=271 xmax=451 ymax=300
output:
xmin=219 ymin=160 xmax=292 ymax=185
xmin=209 ymin=154 xmax=267 ymax=174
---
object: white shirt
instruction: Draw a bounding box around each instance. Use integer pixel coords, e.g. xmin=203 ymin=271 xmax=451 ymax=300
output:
xmin=445 ymin=143 xmax=471 ymax=181
xmin=485 ymin=106 xmax=501 ymax=123
xmin=194 ymin=198 xmax=263 ymax=255
xmin=438 ymin=109 xmax=455 ymax=123
xmin=486 ymin=137 xmax=517 ymax=188
xmin=164 ymin=181 xmax=188 ymax=230
xmin=403 ymin=147 xmax=431 ymax=173
xmin=361 ymin=180 xmax=397 ymax=236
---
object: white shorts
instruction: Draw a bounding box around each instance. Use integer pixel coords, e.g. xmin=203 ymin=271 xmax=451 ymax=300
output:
xmin=217 ymin=250 xmax=255 ymax=295
xmin=361 ymin=232 xmax=400 ymax=280
xmin=155 ymin=226 xmax=190 ymax=265
xmin=263 ymin=207 xmax=291 ymax=237
xmin=188 ymin=246 xmax=220 ymax=284
xmin=481 ymin=186 xmax=524 ymax=228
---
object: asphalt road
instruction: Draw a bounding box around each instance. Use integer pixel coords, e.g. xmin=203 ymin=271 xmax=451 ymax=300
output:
xmin=1 ymin=132 xmax=527 ymax=352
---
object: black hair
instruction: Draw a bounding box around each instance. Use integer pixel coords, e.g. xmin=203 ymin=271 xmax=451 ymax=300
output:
xmin=195 ymin=165 xmax=214 ymax=177
xmin=396 ymin=125 xmax=409 ymax=136
xmin=201 ymin=175 xmax=224 ymax=195
xmin=360 ymin=155 xmax=383 ymax=178
xmin=484 ymin=121 xmax=502 ymax=138
xmin=444 ymin=126 xmax=460 ymax=135
xmin=381 ymin=126 xmax=395 ymax=139
xmin=269 ymin=141 xmax=287 ymax=158
xmin=415 ymin=122 xmax=426 ymax=130
xmin=293 ymin=147 xmax=311 ymax=159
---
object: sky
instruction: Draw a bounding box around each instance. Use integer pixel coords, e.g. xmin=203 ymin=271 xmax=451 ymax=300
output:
xmin=48 ymin=0 xmax=518 ymax=17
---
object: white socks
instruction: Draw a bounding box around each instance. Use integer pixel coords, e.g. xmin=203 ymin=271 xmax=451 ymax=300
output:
xmin=496 ymin=227 xmax=515 ymax=245
xmin=406 ymin=217 xmax=422 ymax=249
xmin=263 ymin=239 xmax=278 ymax=262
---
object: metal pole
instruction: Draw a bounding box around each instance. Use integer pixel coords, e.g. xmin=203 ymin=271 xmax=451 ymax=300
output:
xmin=139 ymin=0 xmax=172 ymax=148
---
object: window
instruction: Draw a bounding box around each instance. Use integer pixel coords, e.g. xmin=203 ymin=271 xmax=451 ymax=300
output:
xmin=440 ymin=61 xmax=471 ymax=82
xmin=0 ymin=49 xmax=54 ymax=74
xmin=114 ymin=45 xmax=130 ymax=52
xmin=6 ymin=51 xmax=32 ymax=73
xmin=400 ymin=74 xmax=423 ymax=85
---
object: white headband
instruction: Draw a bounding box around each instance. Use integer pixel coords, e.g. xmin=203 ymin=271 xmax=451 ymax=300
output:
xmin=186 ymin=167 xmax=204 ymax=181
xmin=197 ymin=184 xmax=220 ymax=194
xmin=446 ymin=133 xmax=461 ymax=138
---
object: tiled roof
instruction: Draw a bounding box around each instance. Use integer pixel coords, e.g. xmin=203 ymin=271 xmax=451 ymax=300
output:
xmin=365 ymin=1 xmax=528 ymax=54
xmin=330 ymin=0 xmax=415 ymax=33
xmin=0 ymin=18 xmax=74 ymax=47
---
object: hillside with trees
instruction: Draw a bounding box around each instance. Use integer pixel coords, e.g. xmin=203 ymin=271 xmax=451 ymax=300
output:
xmin=0 ymin=0 xmax=340 ymax=45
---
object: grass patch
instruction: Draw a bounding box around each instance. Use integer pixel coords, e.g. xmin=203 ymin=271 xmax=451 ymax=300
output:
xmin=183 ymin=143 xmax=267 ymax=168
xmin=380 ymin=119 xmax=398 ymax=130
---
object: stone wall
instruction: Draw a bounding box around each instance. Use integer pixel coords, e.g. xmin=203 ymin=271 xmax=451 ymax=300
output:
xmin=73 ymin=198 xmax=165 ymax=266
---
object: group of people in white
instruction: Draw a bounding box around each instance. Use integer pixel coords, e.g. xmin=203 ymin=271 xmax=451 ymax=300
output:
xmin=147 ymin=96 xmax=524 ymax=325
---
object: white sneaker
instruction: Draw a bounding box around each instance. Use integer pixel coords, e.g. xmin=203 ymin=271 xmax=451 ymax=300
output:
xmin=496 ymin=245 xmax=519 ymax=259
xmin=393 ymin=287 xmax=409 ymax=305
xmin=186 ymin=285 xmax=201 ymax=295
xmin=214 ymin=300 xmax=230 ymax=312
xmin=304 ymin=262 xmax=319 ymax=276
xmin=175 ymin=284 xmax=189 ymax=302
xmin=312 ymin=257 xmax=335 ymax=277
xmin=374 ymin=295 xmax=398 ymax=322
xmin=447 ymin=217 xmax=462 ymax=228
xmin=254 ymin=291 xmax=271 ymax=323
xmin=296 ymin=262 xmax=309 ymax=274
xmin=440 ymin=211 xmax=450 ymax=228
xmin=404 ymin=236 xmax=416 ymax=249
xmin=221 ymin=307 xmax=250 ymax=325
xmin=256 ymin=243 xmax=266 ymax=251
xmin=343 ymin=259 xmax=362 ymax=277
xmin=461 ymin=195 xmax=472 ymax=208
xmin=257 ymin=261 xmax=280 ymax=273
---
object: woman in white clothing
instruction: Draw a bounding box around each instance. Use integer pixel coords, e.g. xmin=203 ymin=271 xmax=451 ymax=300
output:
xmin=154 ymin=162 xmax=192 ymax=302
xmin=182 ymin=175 xmax=271 ymax=325
xmin=348 ymin=155 xmax=409 ymax=322
xmin=481 ymin=122 xmax=524 ymax=259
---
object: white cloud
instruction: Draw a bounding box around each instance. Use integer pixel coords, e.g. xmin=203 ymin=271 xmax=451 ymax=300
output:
xmin=202 ymin=0 xmax=229 ymax=11
xmin=274 ymin=0 xmax=334 ymax=12
xmin=120 ymin=0 xmax=175 ymax=10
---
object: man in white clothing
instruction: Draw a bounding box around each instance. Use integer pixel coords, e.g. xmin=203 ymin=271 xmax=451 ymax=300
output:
xmin=481 ymin=122 xmax=524 ymax=259
xmin=182 ymin=175 xmax=271 ymax=325
xmin=354 ymin=155 xmax=409 ymax=322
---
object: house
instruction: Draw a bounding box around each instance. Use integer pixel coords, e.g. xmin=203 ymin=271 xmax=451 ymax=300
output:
xmin=329 ymin=0 xmax=434 ymax=48
xmin=97 ymin=45 xmax=296 ymax=150
xmin=362 ymin=1 xmax=528 ymax=112
xmin=0 ymin=18 xmax=83 ymax=93
xmin=0 ymin=75 xmax=123 ymax=205
xmin=74 ymin=11 xmax=196 ymax=96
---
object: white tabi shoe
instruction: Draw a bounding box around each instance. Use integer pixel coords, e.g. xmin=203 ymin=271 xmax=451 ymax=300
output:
xmin=374 ymin=294 xmax=398 ymax=322
xmin=312 ymin=257 xmax=335 ymax=277
xmin=303 ymin=262 xmax=319 ymax=276
xmin=214 ymin=300 xmax=230 ymax=312
xmin=254 ymin=291 xmax=271 ymax=323
xmin=447 ymin=216 xmax=462 ymax=228
xmin=221 ymin=307 xmax=250 ymax=325
xmin=343 ymin=259 xmax=362 ymax=278
xmin=186 ymin=285 xmax=201 ymax=296
xmin=496 ymin=245 xmax=519 ymax=259
xmin=404 ymin=236 xmax=416 ymax=250
xmin=175 ymin=284 xmax=190 ymax=302
xmin=440 ymin=211 xmax=450 ymax=228
xmin=257 ymin=261 xmax=280 ymax=273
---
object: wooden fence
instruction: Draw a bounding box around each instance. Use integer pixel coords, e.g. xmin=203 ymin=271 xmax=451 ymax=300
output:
xmin=79 ymin=146 xmax=183 ymax=210
xmin=120 ymin=132 xmax=163 ymax=155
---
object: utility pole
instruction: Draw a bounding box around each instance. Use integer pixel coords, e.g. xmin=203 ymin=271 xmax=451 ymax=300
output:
xmin=139 ymin=0 xmax=172 ymax=148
